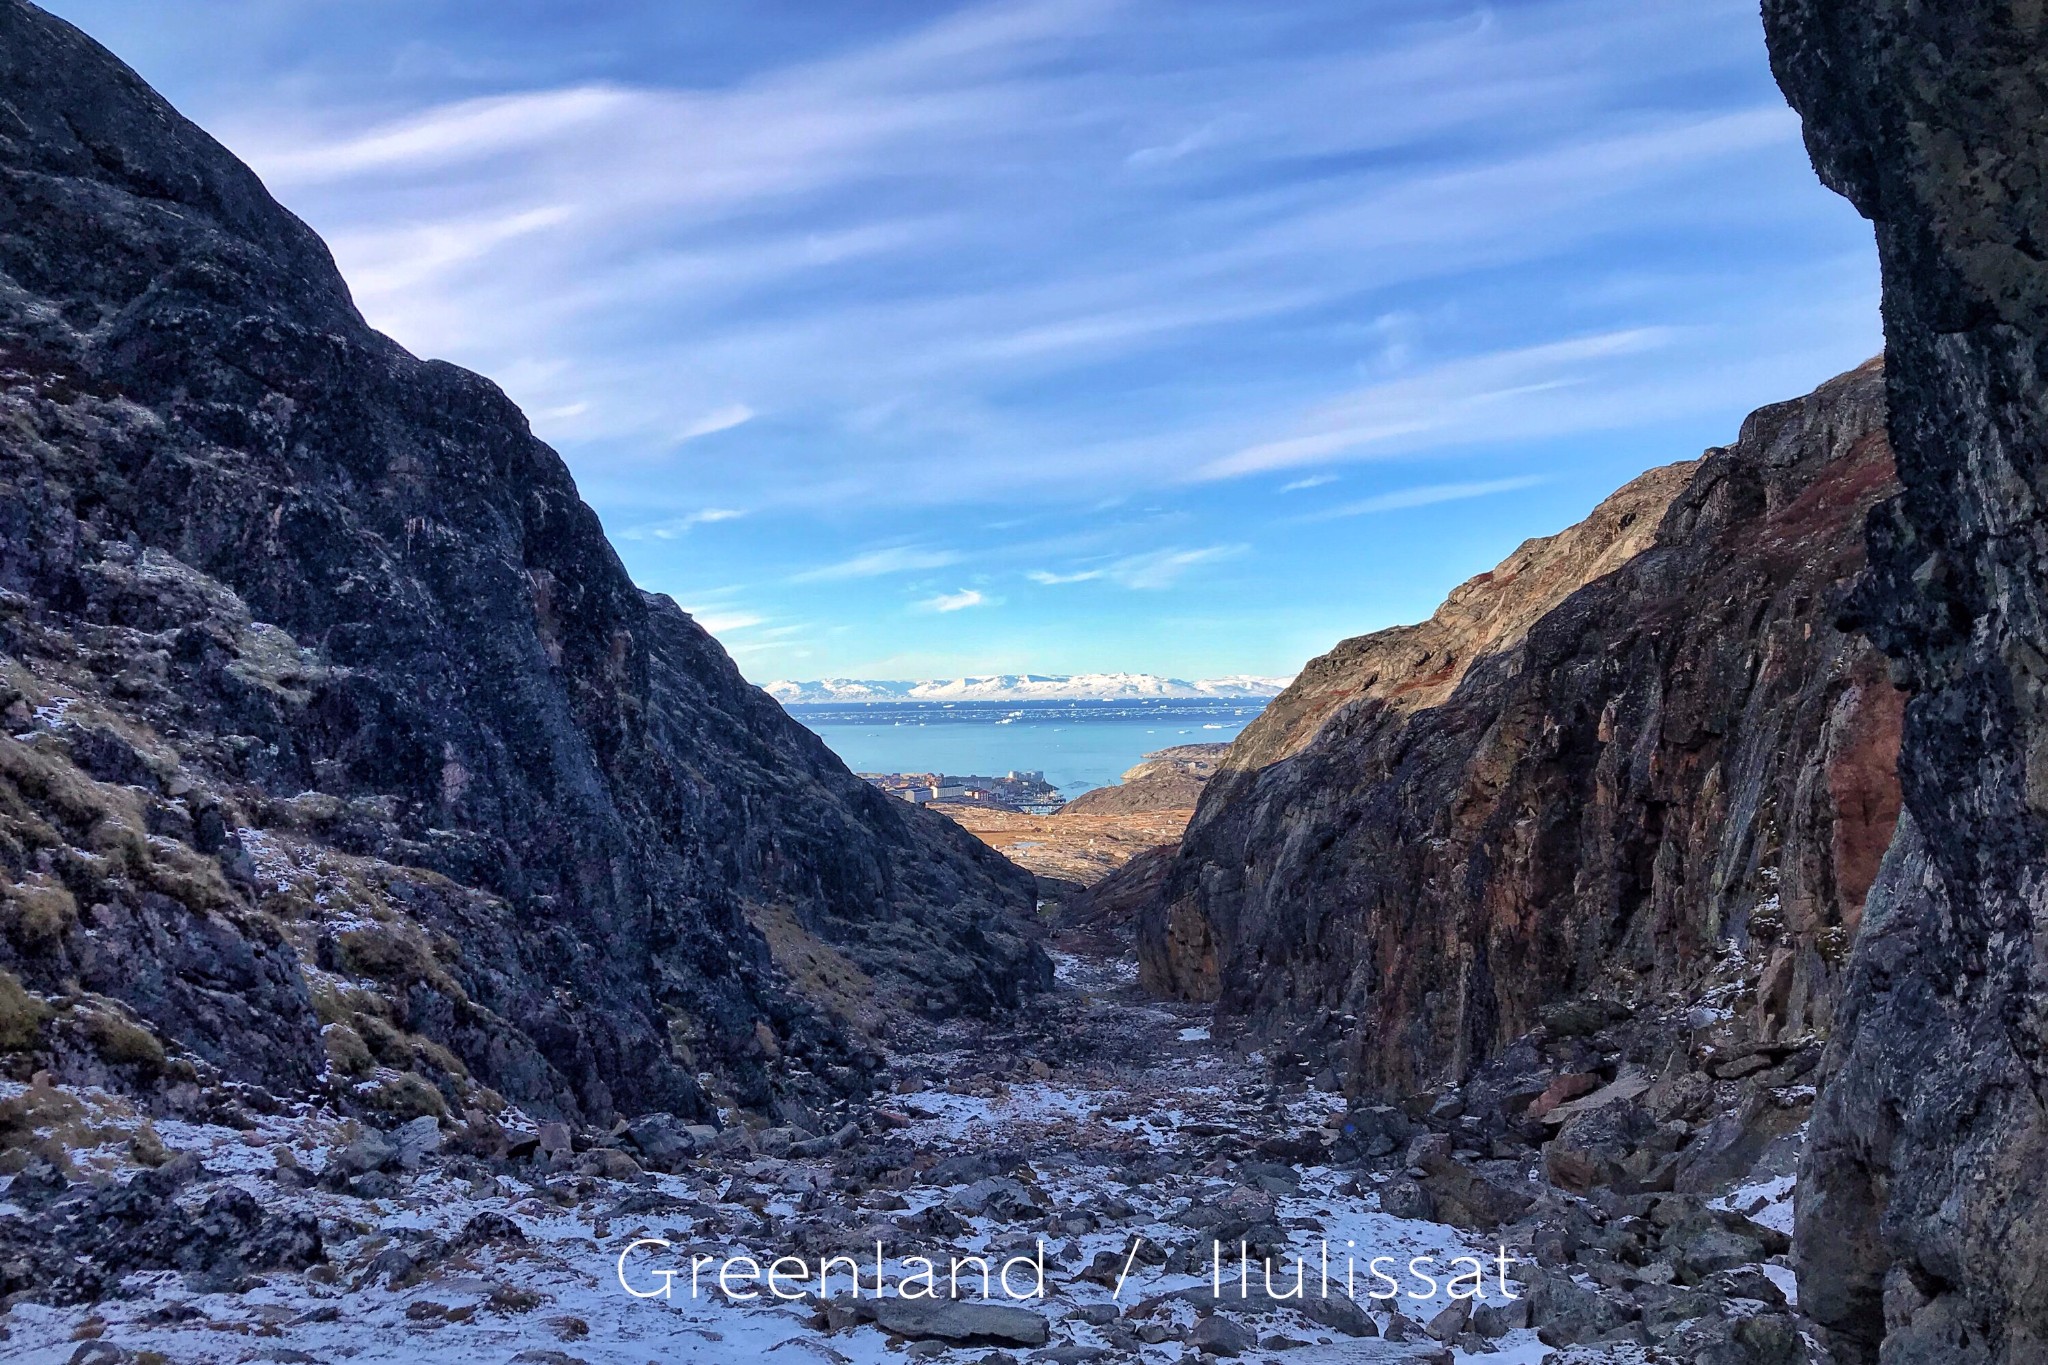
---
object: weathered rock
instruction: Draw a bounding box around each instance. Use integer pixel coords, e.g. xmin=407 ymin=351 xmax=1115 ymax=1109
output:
xmin=0 ymin=1157 xmax=322 ymax=1303
xmin=1763 ymin=2 xmax=2048 ymax=1361
xmin=840 ymin=1296 xmax=1050 ymax=1348
xmin=1472 ymin=1296 xmax=1531 ymax=1337
xmin=391 ymin=1115 xmax=441 ymax=1168
xmin=1378 ymin=1177 xmax=1434 ymax=1221
xmin=1188 ymin=1313 xmax=1256 ymax=1357
xmin=624 ymin=1112 xmax=712 ymax=1168
xmin=1167 ymin=1282 xmax=1378 ymax=1338
xmin=1423 ymin=1297 xmax=1470 ymax=1341
xmin=1136 ymin=363 xmax=1900 ymax=1102
xmin=1672 ymin=1090 xmax=1804 ymax=1195
xmin=1544 ymin=1103 xmax=1663 ymax=1195
xmin=1527 ymin=1266 xmax=1642 ymax=1348
xmin=0 ymin=0 xmax=1047 ymax=1129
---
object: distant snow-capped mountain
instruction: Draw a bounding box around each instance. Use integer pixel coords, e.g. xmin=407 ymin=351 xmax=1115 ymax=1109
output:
xmin=763 ymin=673 xmax=1292 ymax=704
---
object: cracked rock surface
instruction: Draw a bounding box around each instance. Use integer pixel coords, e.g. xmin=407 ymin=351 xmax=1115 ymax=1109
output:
xmin=1763 ymin=2 xmax=2048 ymax=1360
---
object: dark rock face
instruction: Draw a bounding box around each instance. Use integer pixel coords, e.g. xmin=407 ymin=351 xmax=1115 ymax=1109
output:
xmin=1136 ymin=363 xmax=1900 ymax=1100
xmin=1764 ymin=4 xmax=2048 ymax=1361
xmin=0 ymin=0 xmax=1044 ymax=1124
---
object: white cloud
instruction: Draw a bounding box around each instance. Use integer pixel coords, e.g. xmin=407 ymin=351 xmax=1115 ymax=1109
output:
xmin=1300 ymin=475 xmax=1547 ymax=521
xmin=1026 ymin=568 xmax=1103 ymax=585
xmin=791 ymin=545 xmax=963 ymax=581
xmin=677 ymin=404 xmax=756 ymax=443
xmin=253 ymin=85 xmax=638 ymax=184
xmin=329 ymin=204 xmax=575 ymax=298
xmin=1105 ymin=544 xmax=1246 ymax=590
xmin=1279 ymin=474 xmax=1337 ymax=493
xmin=203 ymin=0 xmax=1868 ymax=519
xmin=619 ymin=508 xmax=745 ymax=540
xmin=690 ymin=610 xmax=765 ymax=633
xmin=1201 ymin=329 xmax=1674 ymax=478
xmin=919 ymin=588 xmax=988 ymax=612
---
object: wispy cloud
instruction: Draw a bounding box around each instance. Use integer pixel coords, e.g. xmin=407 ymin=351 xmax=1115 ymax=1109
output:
xmin=209 ymin=0 xmax=1860 ymax=519
xmin=791 ymin=545 xmax=963 ymax=582
xmin=919 ymin=588 xmax=989 ymax=612
xmin=1105 ymin=544 xmax=1246 ymax=590
xmin=147 ymin=0 xmax=1882 ymax=679
xmin=1201 ymin=329 xmax=1674 ymax=478
xmin=1299 ymin=475 xmax=1546 ymax=521
xmin=692 ymin=610 xmax=766 ymax=634
xmin=619 ymin=507 xmax=744 ymax=540
xmin=255 ymin=86 xmax=638 ymax=183
xmin=677 ymin=405 xmax=756 ymax=443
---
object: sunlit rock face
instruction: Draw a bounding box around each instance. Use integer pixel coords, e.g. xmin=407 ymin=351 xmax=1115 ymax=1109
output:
xmin=1764 ymin=3 xmax=2048 ymax=1361
xmin=1135 ymin=361 xmax=1900 ymax=1107
xmin=0 ymin=0 xmax=1046 ymax=1127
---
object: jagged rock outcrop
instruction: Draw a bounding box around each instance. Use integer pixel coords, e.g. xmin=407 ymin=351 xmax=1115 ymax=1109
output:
xmin=0 ymin=0 xmax=1045 ymax=1128
xmin=1764 ymin=4 xmax=2048 ymax=1361
xmin=1136 ymin=363 xmax=1900 ymax=1105
xmin=1058 ymin=743 xmax=1228 ymax=815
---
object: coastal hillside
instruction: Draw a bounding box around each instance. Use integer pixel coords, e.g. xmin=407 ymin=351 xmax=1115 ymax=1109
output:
xmin=0 ymin=0 xmax=1045 ymax=1130
xmin=1133 ymin=360 xmax=1899 ymax=1102
xmin=1058 ymin=743 xmax=1228 ymax=816
xmin=1765 ymin=2 xmax=2048 ymax=1359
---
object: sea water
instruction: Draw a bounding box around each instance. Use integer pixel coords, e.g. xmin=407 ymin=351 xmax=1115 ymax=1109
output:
xmin=784 ymin=698 xmax=1267 ymax=798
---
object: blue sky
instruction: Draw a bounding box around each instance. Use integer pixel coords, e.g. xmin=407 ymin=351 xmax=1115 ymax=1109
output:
xmin=46 ymin=0 xmax=1879 ymax=682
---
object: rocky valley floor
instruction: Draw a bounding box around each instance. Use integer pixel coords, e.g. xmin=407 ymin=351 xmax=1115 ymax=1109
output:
xmin=932 ymin=808 xmax=1192 ymax=895
xmin=0 ymin=943 xmax=1812 ymax=1365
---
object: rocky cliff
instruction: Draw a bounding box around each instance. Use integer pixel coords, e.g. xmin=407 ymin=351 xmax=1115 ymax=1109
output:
xmin=0 ymin=0 xmax=1046 ymax=1131
xmin=1135 ymin=362 xmax=1901 ymax=1106
xmin=1764 ymin=4 xmax=2048 ymax=1361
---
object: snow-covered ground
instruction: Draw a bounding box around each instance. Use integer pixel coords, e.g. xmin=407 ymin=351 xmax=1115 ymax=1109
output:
xmin=0 ymin=985 xmax=1548 ymax=1365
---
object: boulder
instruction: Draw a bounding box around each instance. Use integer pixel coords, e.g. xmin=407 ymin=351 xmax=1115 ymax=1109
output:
xmin=1167 ymin=1281 xmax=1378 ymax=1338
xmin=1189 ymin=1313 xmax=1256 ymax=1357
xmin=1423 ymin=1297 xmax=1470 ymax=1341
xmin=1672 ymin=1091 xmax=1803 ymax=1195
xmin=1379 ymin=1178 xmax=1435 ymax=1221
xmin=1544 ymin=1103 xmax=1661 ymax=1194
xmin=1418 ymin=1162 xmax=1536 ymax=1230
xmin=392 ymin=1115 xmax=442 ymax=1169
xmin=1526 ymin=1267 xmax=1641 ymax=1348
xmin=840 ymin=1296 xmax=1050 ymax=1348
xmin=625 ymin=1112 xmax=709 ymax=1167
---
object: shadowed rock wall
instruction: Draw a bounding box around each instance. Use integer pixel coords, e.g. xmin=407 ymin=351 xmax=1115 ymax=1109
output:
xmin=1765 ymin=3 xmax=2048 ymax=1360
xmin=0 ymin=0 xmax=1046 ymax=1127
